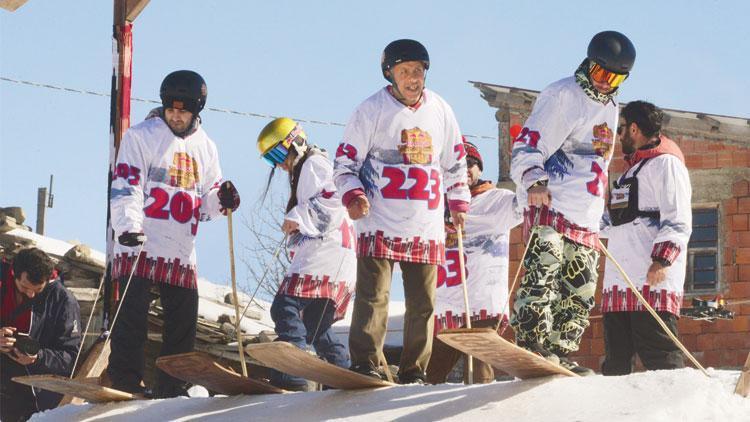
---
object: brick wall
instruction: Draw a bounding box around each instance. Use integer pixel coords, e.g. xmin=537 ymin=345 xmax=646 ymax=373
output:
xmin=504 ymin=133 xmax=750 ymax=371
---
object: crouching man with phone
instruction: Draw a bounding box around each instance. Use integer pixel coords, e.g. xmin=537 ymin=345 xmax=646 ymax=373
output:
xmin=1 ymin=247 xmax=82 ymax=422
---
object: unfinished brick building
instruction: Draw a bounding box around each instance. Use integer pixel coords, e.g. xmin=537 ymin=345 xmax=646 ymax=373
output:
xmin=473 ymin=81 xmax=750 ymax=371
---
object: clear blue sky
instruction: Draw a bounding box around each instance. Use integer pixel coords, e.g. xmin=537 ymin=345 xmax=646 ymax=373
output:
xmin=1 ymin=1 xmax=748 ymax=300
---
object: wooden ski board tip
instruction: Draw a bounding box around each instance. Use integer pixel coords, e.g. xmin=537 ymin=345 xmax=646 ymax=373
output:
xmin=246 ymin=342 xmax=396 ymax=390
xmin=156 ymin=352 xmax=285 ymax=395
xmin=437 ymin=327 xmax=579 ymax=379
xmin=12 ymin=374 xmax=135 ymax=403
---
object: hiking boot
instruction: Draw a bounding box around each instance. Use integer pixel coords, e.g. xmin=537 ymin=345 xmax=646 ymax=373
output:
xmin=522 ymin=342 xmax=560 ymax=365
xmin=398 ymin=372 xmax=426 ymax=385
xmin=350 ymin=363 xmax=384 ymax=380
xmin=557 ymin=356 xmax=595 ymax=376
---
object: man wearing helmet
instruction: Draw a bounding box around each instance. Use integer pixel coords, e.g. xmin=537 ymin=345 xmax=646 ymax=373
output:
xmin=334 ymin=39 xmax=470 ymax=384
xmin=509 ymin=31 xmax=636 ymax=375
xmin=255 ymin=117 xmax=357 ymax=391
xmin=108 ymin=70 xmax=240 ymax=397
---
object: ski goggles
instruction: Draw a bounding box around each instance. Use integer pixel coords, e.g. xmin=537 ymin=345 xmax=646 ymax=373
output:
xmin=261 ymin=124 xmax=304 ymax=167
xmin=262 ymin=142 xmax=290 ymax=167
xmin=589 ymin=63 xmax=628 ymax=88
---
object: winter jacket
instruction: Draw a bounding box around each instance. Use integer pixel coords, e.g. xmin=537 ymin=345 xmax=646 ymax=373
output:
xmin=510 ymin=76 xmax=618 ymax=248
xmin=278 ymin=149 xmax=357 ymax=321
xmin=333 ymin=87 xmax=471 ymax=265
xmin=1 ymin=263 xmax=82 ymax=416
xmin=601 ymin=136 xmax=692 ymax=315
xmin=434 ymin=182 xmax=522 ymax=332
xmin=110 ymin=113 xmax=225 ymax=289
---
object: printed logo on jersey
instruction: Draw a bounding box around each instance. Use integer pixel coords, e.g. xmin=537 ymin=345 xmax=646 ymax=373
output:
xmin=168 ymin=152 xmax=200 ymax=189
xmin=444 ymin=228 xmax=466 ymax=249
xmin=591 ymin=122 xmax=614 ymax=160
xmin=398 ymin=127 xmax=433 ymax=164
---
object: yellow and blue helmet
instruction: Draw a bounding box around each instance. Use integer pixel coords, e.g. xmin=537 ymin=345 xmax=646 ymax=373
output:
xmin=257 ymin=117 xmax=307 ymax=167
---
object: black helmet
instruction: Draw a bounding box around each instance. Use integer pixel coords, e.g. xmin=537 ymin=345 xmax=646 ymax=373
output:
xmin=587 ymin=31 xmax=636 ymax=74
xmin=381 ymin=39 xmax=430 ymax=81
xmin=160 ymin=70 xmax=207 ymax=115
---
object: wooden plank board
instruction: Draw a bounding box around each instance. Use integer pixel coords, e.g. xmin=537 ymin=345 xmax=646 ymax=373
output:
xmin=59 ymin=339 xmax=110 ymax=406
xmin=437 ymin=328 xmax=578 ymax=379
xmin=735 ymin=351 xmax=750 ymax=398
xmin=0 ymin=0 xmax=28 ymax=12
xmin=156 ymin=352 xmax=285 ymax=395
xmin=246 ymin=342 xmax=395 ymax=390
xmin=12 ymin=375 xmax=135 ymax=403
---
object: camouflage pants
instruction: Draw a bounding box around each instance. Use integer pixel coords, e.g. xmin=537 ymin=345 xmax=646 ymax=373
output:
xmin=510 ymin=225 xmax=599 ymax=355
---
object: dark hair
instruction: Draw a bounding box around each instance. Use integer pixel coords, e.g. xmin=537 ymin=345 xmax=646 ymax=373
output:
xmin=621 ymin=100 xmax=663 ymax=138
xmin=12 ymin=247 xmax=54 ymax=285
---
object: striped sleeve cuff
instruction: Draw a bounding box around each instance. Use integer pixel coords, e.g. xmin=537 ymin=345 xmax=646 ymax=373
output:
xmin=651 ymin=241 xmax=681 ymax=266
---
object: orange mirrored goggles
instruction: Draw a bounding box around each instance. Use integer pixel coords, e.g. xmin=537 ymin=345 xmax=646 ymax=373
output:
xmin=589 ymin=63 xmax=628 ymax=88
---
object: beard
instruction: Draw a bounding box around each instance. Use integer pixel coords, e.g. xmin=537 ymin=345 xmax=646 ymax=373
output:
xmin=621 ymin=132 xmax=636 ymax=155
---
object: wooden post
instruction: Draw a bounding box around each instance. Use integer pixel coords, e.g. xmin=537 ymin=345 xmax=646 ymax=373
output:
xmin=735 ymin=351 xmax=750 ymax=398
xmin=456 ymin=229 xmax=473 ymax=385
xmin=227 ymin=209 xmax=248 ymax=377
xmin=36 ymin=187 xmax=47 ymax=235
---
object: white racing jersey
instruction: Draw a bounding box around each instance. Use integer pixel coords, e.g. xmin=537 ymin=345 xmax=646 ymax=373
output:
xmin=333 ymin=87 xmax=470 ymax=265
xmin=280 ymin=152 xmax=357 ymax=321
xmin=434 ymin=184 xmax=522 ymax=332
xmin=510 ymin=76 xmax=618 ymax=248
xmin=602 ymin=137 xmax=692 ymax=315
xmin=110 ymin=115 xmax=223 ymax=289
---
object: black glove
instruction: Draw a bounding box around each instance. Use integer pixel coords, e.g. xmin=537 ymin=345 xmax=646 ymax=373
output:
xmin=118 ymin=232 xmax=146 ymax=247
xmin=218 ymin=180 xmax=240 ymax=213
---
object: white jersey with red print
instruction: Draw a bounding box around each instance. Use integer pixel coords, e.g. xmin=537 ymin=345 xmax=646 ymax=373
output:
xmin=510 ymin=77 xmax=618 ymax=247
xmin=110 ymin=115 xmax=224 ymax=289
xmin=434 ymin=185 xmax=522 ymax=332
xmin=333 ymin=87 xmax=470 ymax=265
xmin=280 ymin=152 xmax=357 ymax=321
xmin=601 ymin=139 xmax=692 ymax=316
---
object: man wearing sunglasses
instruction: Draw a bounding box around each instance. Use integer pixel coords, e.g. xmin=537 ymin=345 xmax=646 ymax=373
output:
xmin=428 ymin=139 xmax=522 ymax=384
xmin=1 ymin=247 xmax=82 ymax=421
xmin=509 ymin=31 xmax=635 ymax=375
xmin=601 ymin=101 xmax=691 ymax=375
xmin=334 ymin=39 xmax=470 ymax=384
xmin=108 ymin=70 xmax=240 ymax=398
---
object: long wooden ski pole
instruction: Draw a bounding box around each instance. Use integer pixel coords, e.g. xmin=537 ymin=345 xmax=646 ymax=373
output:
xmin=227 ymin=209 xmax=248 ymax=377
xmin=498 ymin=231 xmax=534 ymax=337
xmin=598 ymin=239 xmax=709 ymax=377
xmin=735 ymin=351 xmax=750 ymax=397
xmin=456 ymin=228 xmax=473 ymax=385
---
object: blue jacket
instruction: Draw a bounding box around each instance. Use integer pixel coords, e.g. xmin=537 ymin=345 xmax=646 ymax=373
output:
xmin=1 ymin=264 xmax=82 ymax=416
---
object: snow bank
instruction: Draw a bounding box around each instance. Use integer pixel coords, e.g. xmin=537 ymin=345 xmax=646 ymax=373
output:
xmin=31 ymin=368 xmax=749 ymax=421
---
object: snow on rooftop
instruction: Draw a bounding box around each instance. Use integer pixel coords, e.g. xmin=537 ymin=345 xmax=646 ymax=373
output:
xmin=31 ymin=368 xmax=749 ymax=421
xmin=6 ymin=228 xmax=106 ymax=264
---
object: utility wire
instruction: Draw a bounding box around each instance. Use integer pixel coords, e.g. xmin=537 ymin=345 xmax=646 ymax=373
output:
xmin=1 ymin=76 xmax=497 ymax=140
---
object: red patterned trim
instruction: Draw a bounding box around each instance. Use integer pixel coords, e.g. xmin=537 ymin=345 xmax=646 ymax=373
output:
xmin=111 ymin=252 xmax=197 ymax=289
xmin=524 ymin=205 xmax=599 ymax=249
xmin=278 ymin=273 xmax=353 ymax=321
xmin=357 ymin=230 xmax=444 ymax=264
xmin=651 ymin=241 xmax=681 ymax=265
xmin=601 ymin=285 xmax=683 ymax=315
xmin=433 ymin=311 xmax=508 ymax=334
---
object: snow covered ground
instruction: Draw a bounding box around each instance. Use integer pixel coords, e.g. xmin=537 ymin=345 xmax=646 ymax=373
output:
xmin=32 ymin=368 xmax=749 ymax=421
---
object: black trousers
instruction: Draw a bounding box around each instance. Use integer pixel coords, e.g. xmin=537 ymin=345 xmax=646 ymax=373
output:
xmin=107 ymin=276 xmax=198 ymax=397
xmin=601 ymin=311 xmax=684 ymax=375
